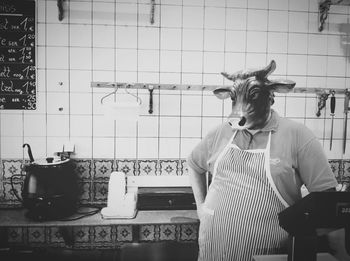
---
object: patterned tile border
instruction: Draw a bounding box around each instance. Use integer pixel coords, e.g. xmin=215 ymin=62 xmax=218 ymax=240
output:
xmin=5 ymin=224 xmax=199 ymax=248
xmin=1 ymin=158 xmax=348 ymax=207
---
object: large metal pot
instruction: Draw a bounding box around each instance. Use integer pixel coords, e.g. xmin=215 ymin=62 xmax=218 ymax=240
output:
xmin=22 ymin=144 xmax=78 ymax=221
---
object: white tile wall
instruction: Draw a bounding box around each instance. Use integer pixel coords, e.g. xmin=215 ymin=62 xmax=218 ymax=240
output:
xmin=1 ymin=0 xmax=350 ymax=163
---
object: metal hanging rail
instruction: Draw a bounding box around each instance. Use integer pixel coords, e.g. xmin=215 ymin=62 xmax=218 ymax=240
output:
xmin=91 ymin=82 xmax=350 ymax=94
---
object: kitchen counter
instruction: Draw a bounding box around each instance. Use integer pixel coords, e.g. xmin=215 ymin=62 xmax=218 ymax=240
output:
xmin=0 ymin=208 xmax=199 ymax=251
xmin=0 ymin=208 xmax=199 ymax=227
xmin=0 ymin=208 xmax=200 ymax=261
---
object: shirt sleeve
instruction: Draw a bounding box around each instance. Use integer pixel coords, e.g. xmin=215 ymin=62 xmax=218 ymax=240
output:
xmin=186 ymin=126 xmax=219 ymax=174
xmin=296 ymin=128 xmax=338 ymax=192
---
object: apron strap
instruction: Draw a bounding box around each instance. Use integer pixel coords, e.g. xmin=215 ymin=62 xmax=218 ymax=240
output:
xmin=265 ymin=132 xmax=289 ymax=208
xmin=212 ymin=130 xmax=237 ymax=181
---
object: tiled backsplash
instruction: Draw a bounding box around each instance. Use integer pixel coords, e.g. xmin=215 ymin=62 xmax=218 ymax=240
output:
xmin=1 ymin=0 xmax=350 ymax=192
xmin=1 ymin=158 xmax=349 ymax=208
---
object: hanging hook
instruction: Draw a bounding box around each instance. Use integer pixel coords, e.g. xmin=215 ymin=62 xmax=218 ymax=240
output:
xmin=124 ymin=84 xmax=142 ymax=105
xmin=101 ymin=87 xmax=119 ymax=104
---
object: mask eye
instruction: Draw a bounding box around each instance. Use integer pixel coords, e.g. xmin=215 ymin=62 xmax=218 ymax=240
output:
xmin=249 ymin=89 xmax=260 ymax=101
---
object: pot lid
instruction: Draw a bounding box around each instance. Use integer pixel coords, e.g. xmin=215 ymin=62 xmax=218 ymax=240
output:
xmin=31 ymin=157 xmax=70 ymax=166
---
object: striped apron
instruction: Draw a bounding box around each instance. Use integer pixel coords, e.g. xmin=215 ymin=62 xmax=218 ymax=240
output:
xmin=198 ymin=131 xmax=289 ymax=261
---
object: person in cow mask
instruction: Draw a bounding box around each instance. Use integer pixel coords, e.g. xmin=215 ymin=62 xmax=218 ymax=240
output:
xmin=187 ymin=60 xmax=349 ymax=261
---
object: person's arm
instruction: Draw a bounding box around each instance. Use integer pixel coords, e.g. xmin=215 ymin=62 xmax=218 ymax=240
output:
xmin=295 ymin=128 xmax=349 ymax=260
xmin=188 ymin=166 xmax=207 ymax=220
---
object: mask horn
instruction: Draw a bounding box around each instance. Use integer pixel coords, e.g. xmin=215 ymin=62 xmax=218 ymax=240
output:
xmin=221 ymin=60 xmax=276 ymax=82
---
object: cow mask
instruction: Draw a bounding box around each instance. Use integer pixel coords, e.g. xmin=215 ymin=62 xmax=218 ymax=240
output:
xmin=214 ymin=60 xmax=296 ymax=130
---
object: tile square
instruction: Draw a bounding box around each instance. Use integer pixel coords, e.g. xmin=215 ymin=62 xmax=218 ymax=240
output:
xmin=226 ymin=8 xmax=246 ymax=30
xmin=115 ymin=138 xmax=137 ymax=159
xmin=139 ymin=225 xmax=156 ymax=241
xmin=92 ymin=2 xmax=115 ymax=25
xmin=116 ymin=3 xmax=137 ymax=26
xmin=93 ymin=159 xmax=114 ymax=180
xmin=268 ymin=32 xmax=288 ymax=54
xmin=117 ymin=160 xmax=136 ymax=176
xmin=7 ymin=227 xmax=25 ymax=243
xmin=181 ymin=117 xmax=201 ymax=138
xmin=288 ymin=12 xmax=309 ymax=33
xmin=116 ymin=225 xmax=133 ymax=242
xmin=73 ymin=227 xmax=91 ymax=243
xmin=93 ymin=48 xmax=115 ymax=71
xmin=73 ymin=159 xmax=92 ymax=181
xmin=28 ymin=227 xmax=46 ymax=243
xmin=93 ymin=25 xmax=115 ymax=48
xmin=138 ymin=50 xmax=159 ymax=72
xmin=2 ymin=181 xmax=23 ymax=203
xmin=159 ymin=95 xmax=181 ymax=116
xmin=138 ymin=27 xmax=159 ymax=50
xmin=69 ymin=24 xmax=92 ymax=47
xmin=268 ymin=10 xmax=288 ymax=32
xmin=1 ymin=137 xmax=23 ymax=158
xmin=225 ymin=31 xmax=246 ymax=53
xmin=180 ymin=224 xmax=198 ymax=241
xmin=2 ymin=160 xmax=23 ymax=180
xmin=1 ymin=114 xmax=21 ymax=137
xmin=138 ymin=160 xmax=157 ymax=176
xmin=288 ymin=33 xmax=308 ymax=54
xmin=159 ymin=225 xmax=176 ymax=241
xmin=160 ymin=50 xmax=182 ymax=72
xmin=93 ymin=137 xmax=115 ymax=159
xmin=116 ymin=26 xmax=137 ymax=49
xmin=203 ymin=52 xmax=224 ymax=74
xmin=182 ymin=51 xmax=203 ymax=73
xmin=70 ymin=47 xmax=92 ymax=70
xmin=48 ymin=227 xmax=65 ymax=244
xmin=69 ymin=2 xmax=92 ymax=24
xmin=137 ymin=138 xmax=158 ymax=159
xmin=46 ymin=24 xmax=68 ymax=46
xmin=94 ymin=226 xmax=112 ymax=243
xmin=159 ymin=117 xmax=180 ymax=137
xmin=46 ymin=47 xmax=68 ymax=69
xmin=77 ymin=182 xmax=92 ymax=204
xmin=182 ymin=29 xmax=203 ymax=51
xmin=247 ymin=9 xmax=268 ymax=31
xmin=160 ymin=28 xmax=182 ymax=50
xmin=161 ymin=5 xmax=182 ymax=27
xmin=183 ymin=6 xmax=204 ymax=28
xmin=204 ymin=7 xmax=225 ymax=29
xmin=92 ymin=181 xmax=109 ymax=202
xmin=246 ymin=31 xmax=267 ymax=53
xmin=159 ymin=138 xmax=180 ymax=159
xmin=181 ymin=95 xmax=202 ymax=116
xmin=159 ymin=160 xmax=178 ymax=176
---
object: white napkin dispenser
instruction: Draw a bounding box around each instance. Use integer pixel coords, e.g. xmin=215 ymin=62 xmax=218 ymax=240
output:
xmin=101 ymin=172 xmax=138 ymax=219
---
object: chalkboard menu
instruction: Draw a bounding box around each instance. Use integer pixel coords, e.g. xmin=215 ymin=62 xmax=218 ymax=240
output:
xmin=0 ymin=0 xmax=36 ymax=110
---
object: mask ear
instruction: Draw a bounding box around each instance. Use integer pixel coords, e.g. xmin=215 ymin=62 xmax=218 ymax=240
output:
xmin=266 ymin=79 xmax=296 ymax=93
xmin=213 ymin=87 xmax=232 ymax=100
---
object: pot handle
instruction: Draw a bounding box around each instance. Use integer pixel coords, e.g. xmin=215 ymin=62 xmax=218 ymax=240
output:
xmin=23 ymin=143 xmax=34 ymax=163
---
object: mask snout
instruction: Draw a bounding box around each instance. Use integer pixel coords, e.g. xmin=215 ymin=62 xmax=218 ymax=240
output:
xmin=238 ymin=117 xmax=246 ymax=126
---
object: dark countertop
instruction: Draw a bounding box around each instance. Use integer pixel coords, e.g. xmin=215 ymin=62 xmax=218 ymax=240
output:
xmin=0 ymin=208 xmax=199 ymax=227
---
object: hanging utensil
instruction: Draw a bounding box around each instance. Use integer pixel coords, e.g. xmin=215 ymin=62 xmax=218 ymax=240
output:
xmin=148 ymin=85 xmax=154 ymax=114
xmin=23 ymin=143 xmax=34 ymax=163
xmin=343 ymin=89 xmax=350 ymax=154
xmin=316 ymin=91 xmax=329 ymax=117
xmin=329 ymin=90 xmax=335 ymax=150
